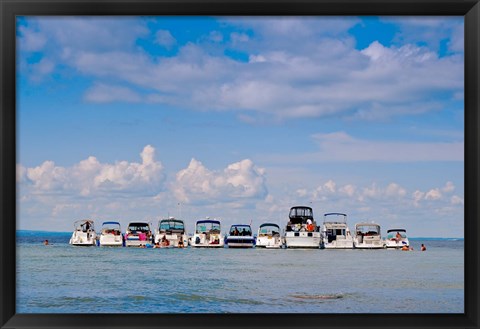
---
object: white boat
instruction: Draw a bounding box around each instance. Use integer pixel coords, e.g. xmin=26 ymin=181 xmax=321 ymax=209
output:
xmin=353 ymin=222 xmax=385 ymax=249
xmin=384 ymin=228 xmax=410 ymax=249
xmin=99 ymin=221 xmax=124 ymax=247
xmin=124 ymin=221 xmax=153 ymax=247
xmin=69 ymin=219 xmax=97 ymax=246
xmin=189 ymin=218 xmax=224 ymax=248
xmin=256 ymin=223 xmax=283 ymax=249
xmin=321 ymin=213 xmax=354 ymax=249
xmin=284 ymin=206 xmax=322 ymax=249
xmin=154 ymin=217 xmax=188 ymax=248
xmin=225 ymin=224 xmax=255 ymax=248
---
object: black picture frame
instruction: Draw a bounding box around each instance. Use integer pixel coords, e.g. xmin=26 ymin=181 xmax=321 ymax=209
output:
xmin=1 ymin=0 xmax=479 ymax=328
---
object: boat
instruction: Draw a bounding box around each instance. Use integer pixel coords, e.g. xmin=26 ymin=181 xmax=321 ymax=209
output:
xmin=321 ymin=213 xmax=354 ymax=249
xmin=353 ymin=222 xmax=385 ymax=249
xmin=124 ymin=221 xmax=153 ymax=247
xmin=256 ymin=223 xmax=283 ymax=248
xmin=154 ymin=217 xmax=188 ymax=248
xmin=384 ymin=228 xmax=410 ymax=249
xmin=284 ymin=206 xmax=322 ymax=248
xmin=189 ymin=218 xmax=224 ymax=248
xmin=98 ymin=221 xmax=124 ymax=247
xmin=225 ymin=224 xmax=255 ymax=248
xmin=69 ymin=219 xmax=97 ymax=246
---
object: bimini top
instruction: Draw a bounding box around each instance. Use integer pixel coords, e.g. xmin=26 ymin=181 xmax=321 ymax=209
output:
xmin=289 ymin=206 xmax=313 ymax=218
xmin=196 ymin=219 xmax=221 ymax=224
xmin=73 ymin=219 xmax=94 ymax=226
xmin=127 ymin=222 xmax=150 ymax=227
xmin=259 ymin=223 xmax=280 ymax=228
xmin=102 ymin=221 xmax=120 ymax=226
xmin=387 ymin=228 xmax=407 ymax=233
xmin=323 ymin=213 xmax=347 ymax=223
xmin=324 ymin=212 xmax=347 ymax=217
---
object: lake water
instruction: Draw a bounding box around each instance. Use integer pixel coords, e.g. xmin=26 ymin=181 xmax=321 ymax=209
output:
xmin=16 ymin=231 xmax=464 ymax=313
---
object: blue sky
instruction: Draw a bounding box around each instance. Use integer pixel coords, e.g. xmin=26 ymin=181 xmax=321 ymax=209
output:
xmin=16 ymin=16 xmax=464 ymax=237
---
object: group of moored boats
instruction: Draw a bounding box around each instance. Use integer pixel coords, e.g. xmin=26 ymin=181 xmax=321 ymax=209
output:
xmin=68 ymin=206 xmax=410 ymax=249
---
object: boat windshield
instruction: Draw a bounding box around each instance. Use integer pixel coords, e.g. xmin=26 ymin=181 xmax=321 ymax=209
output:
xmin=356 ymin=224 xmax=380 ymax=235
xmin=229 ymin=225 xmax=252 ymax=236
xmin=128 ymin=223 xmax=150 ymax=233
xmin=101 ymin=222 xmax=121 ymax=234
xmin=259 ymin=224 xmax=280 ymax=236
xmin=159 ymin=220 xmax=184 ymax=232
xmin=196 ymin=221 xmax=221 ymax=233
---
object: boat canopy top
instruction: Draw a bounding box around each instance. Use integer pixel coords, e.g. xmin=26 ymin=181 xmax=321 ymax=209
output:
xmin=159 ymin=218 xmax=185 ymax=232
xmin=323 ymin=213 xmax=347 ymax=223
xmin=386 ymin=231 xmax=407 ymax=239
xmin=387 ymin=229 xmax=407 ymax=233
xmin=195 ymin=220 xmax=221 ymax=233
xmin=355 ymin=223 xmax=380 ymax=234
xmin=73 ymin=219 xmax=94 ymax=230
xmin=259 ymin=222 xmax=280 ymax=229
xmin=196 ymin=219 xmax=221 ymax=225
xmin=289 ymin=206 xmax=313 ymax=224
xmin=102 ymin=221 xmax=120 ymax=226
xmin=258 ymin=223 xmax=281 ymax=236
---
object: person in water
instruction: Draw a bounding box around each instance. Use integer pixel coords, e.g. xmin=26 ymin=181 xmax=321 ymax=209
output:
xmin=421 ymin=244 xmax=426 ymax=251
xmin=161 ymin=235 xmax=170 ymax=247
xmin=43 ymin=239 xmax=49 ymax=245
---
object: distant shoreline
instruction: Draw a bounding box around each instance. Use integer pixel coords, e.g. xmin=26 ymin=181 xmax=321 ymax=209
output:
xmin=15 ymin=229 xmax=464 ymax=241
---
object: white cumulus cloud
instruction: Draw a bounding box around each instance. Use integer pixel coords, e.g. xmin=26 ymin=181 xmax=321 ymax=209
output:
xmin=174 ymin=158 xmax=267 ymax=204
xmin=19 ymin=145 xmax=165 ymax=197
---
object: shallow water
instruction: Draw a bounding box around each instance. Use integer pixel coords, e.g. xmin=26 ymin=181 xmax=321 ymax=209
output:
xmin=16 ymin=232 xmax=464 ymax=313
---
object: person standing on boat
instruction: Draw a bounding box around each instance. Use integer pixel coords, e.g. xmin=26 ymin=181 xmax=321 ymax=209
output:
xmin=395 ymin=232 xmax=402 ymax=242
xmin=306 ymin=218 xmax=313 ymax=232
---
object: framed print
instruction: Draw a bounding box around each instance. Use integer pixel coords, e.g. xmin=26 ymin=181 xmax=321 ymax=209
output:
xmin=1 ymin=0 xmax=479 ymax=328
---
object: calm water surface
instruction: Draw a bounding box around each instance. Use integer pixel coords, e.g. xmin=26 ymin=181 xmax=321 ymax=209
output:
xmin=16 ymin=232 xmax=464 ymax=313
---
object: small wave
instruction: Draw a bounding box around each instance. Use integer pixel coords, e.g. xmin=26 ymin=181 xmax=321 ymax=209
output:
xmin=289 ymin=293 xmax=344 ymax=300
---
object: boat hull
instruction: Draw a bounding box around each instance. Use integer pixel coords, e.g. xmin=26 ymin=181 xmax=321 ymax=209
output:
xmin=385 ymin=239 xmax=410 ymax=249
xmin=256 ymin=236 xmax=283 ymax=249
xmin=189 ymin=233 xmax=224 ymax=248
xmin=225 ymin=236 xmax=255 ymax=248
xmin=284 ymin=232 xmax=321 ymax=248
xmin=69 ymin=231 xmax=97 ymax=246
xmin=353 ymin=236 xmax=385 ymax=249
xmin=323 ymin=239 xmax=354 ymax=249
xmin=99 ymin=235 xmax=123 ymax=247
xmin=154 ymin=233 xmax=188 ymax=247
xmin=125 ymin=234 xmax=153 ymax=247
